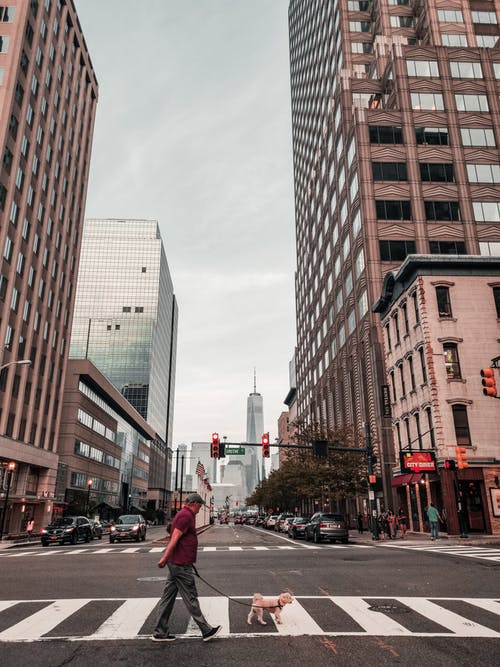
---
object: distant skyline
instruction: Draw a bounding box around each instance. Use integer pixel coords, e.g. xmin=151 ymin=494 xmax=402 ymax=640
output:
xmin=75 ymin=1 xmax=296 ymax=447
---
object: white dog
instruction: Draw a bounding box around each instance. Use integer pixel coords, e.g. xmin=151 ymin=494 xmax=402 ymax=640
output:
xmin=247 ymin=592 xmax=294 ymax=625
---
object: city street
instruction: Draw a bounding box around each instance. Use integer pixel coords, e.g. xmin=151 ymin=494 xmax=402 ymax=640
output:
xmin=0 ymin=524 xmax=499 ymax=666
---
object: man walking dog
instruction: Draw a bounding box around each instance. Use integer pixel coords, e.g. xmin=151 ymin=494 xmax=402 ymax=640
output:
xmin=152 ymin=492 xmax=221 ymax=643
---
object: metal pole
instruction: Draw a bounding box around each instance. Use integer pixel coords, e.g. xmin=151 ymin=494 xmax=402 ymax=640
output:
xmin=179 ymin=455 xmax=184 ymax=509
xmin=365 ymin=422 xmax=379 ymax=540
xmin=454 ymin=470 xmax=469 ymax=538
xmin=0 ymin=468 xmax=14 ymax=539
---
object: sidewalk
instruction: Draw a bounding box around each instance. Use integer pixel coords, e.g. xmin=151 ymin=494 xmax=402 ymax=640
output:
xmin=348 ymin=528 xmax=500 ymax=547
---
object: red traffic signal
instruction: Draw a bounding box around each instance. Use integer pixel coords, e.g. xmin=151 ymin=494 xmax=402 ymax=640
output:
xmin=481 ymin=368 xmax=497 ymax=397
xmin=262 ymin=433 xmax=270 ymax=458
xmin=443 ymin=459 xmax=456 ymax=471
xmin=211 ymin=432 xmax=220 ymax=458
xmin=456 ymin=445 xmax=469 ymax=469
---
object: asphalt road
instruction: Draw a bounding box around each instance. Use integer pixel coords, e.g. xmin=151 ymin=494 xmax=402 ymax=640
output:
xmin=1 ymin=523 xmax=499 ymax=666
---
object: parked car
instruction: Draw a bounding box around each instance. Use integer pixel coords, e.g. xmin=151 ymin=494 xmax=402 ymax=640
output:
xmin=281 ymin=516 xmax=295 ymax=533
xmin=89 ymin=519 xmax=103 ymax=540
xmin=276 ymin=514 xmax=294 ymax=532
xmin=233 ymin=515 xmax=243 ymax=525
xmin=219 ymin=515 xmax=229 ymax=524
xmin=304 ymin=512 xmax=349 ymax=544
xmin=255 ymin=515 xmax=266 ymax=527
xmin=40 ymin=516 xmax=92 ymax=547
xmin=266 ymin=515 xmax=278 ymax=530
xmin=109 ymin=514 xmax=147 ymax=543
xmin=245 ymin=516 xmax=257 ymax=525
xmin=288 ymin=516 xmax=309 ymax=539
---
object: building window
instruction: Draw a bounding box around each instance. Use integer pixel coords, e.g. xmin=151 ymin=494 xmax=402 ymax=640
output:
xmin=420 ymin=163 xmax=454 ymax=182
xmin=369 ymin=126 xmax=403 ymax=144
xmin=418 ymin=347 xmax=427 ymax=383
xmin=395 ymin=422 xmax=402 ymax=451
xmin=390 ymin=370 xmax=397 ymax=402
xmin=379 ymin=240 xmax=416 ymax=261
xmin=441 ymin=34 xmax=467 ymax=46
xmin=450 ymin=62 xmax=482 ymax=78
xmin=473 ymin=202 xmax=500 ymax=222
xmin=472 ymin=11 xmax=497 ymax=24
xmin=479 ymin=241 xmax=500 ymax=256
xmin=467 ymin=164 xmax=500 ymax=184
xmin=429 ymin=241 xmax=466 ymax=255
xmin=411 ymin=93 xmax=444 ymax=110
xmin=436 ymin=286 xmax=453 ymax=317
xmin=376 ymin=200 xmax=412 ymax=220
xmin=393 ymin=312 xmax=401 ymax=345
xmin=401 ymin=302 xmax=409 ymax=334
xmin=398 ymin=363 xmax=406 ymax=397
xmin=426 ymin=407 xmax=435 ymax=448
xmin=424 ymin=201 xmax=460 ymax=221
xmin=452 ymin=405 xmax=471 ymax=446
xmin=438 ymin=10 xmax=463 ymax=21
xmin=385 ymin=322 xmax=392 ymax=350
xmin=493 ymin=287 xmax=500 ymax=318
xmin=455 ymin=94 xmax=488 ymax=112
xmin=408 ymin=355 xmax=416 ymax=391
xmin=444 ymin=343 xmax=462 ymax=380
xmin=476 ymin=35 xmax=497 ymax=47
xmin=415 ymin=412 xmax=422 ymax=448
xmin=372 ymin=162 xmax=408 ymax=181
xmin=461 ymin=128 xmax=495 ymax=147
xmin=406 ymin=60 xmax=439 ymax=77
xmin=404 ymin=418 xmax=411 ymax=448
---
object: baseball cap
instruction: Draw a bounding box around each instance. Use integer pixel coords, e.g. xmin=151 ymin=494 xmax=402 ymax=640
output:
xmin=185 ymin=492 xmax=206 ymax=505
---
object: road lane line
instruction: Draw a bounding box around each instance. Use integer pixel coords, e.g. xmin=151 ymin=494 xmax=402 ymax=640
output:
xmin=0 ymin=599 xmax=91 ymax=641
xmin=330 ymin=597 xmax=412 ymax=635
xmin=399 ymin=598 xmax=500 ymax=637
xmin=89 ymin=598 xmax=159 ymax=639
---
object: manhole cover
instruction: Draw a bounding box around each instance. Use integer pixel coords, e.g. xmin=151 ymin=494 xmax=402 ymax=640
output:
xmin=368 ymin=603 xmax=409 ymax=614
xmin=137 ymin=576 xmax=165 ymax=582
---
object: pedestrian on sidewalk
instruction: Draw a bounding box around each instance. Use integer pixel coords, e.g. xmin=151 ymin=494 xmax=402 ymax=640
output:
xmin=397 ymin=507 xmax=407 ymax=539
xmin=26 ymin=519 xmax=34 ymax=541
xmin=426 ymin=502 xmax=442 ymax=541
xmin=152 ymin=492 xmax=221 ymax=643
xmin=357 ymin=513 xmax=364 ymax=534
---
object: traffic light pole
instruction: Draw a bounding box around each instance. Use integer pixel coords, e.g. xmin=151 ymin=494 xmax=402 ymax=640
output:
xmin=453 ymin=468 xmax=469 ymax=539
xmin=365 ymin=422 xmax=379 ymax=541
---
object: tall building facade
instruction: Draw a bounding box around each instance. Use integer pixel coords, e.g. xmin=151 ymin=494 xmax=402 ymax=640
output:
xmin=69 ymin=218 xmax=178 ymax=510
xmin=69 ymin=219 xmax=177 ymax=444
xmin=0 ymin=1 xmax=98 ymax=534
xmin=288 ymin=0 xmax=500 ymax=505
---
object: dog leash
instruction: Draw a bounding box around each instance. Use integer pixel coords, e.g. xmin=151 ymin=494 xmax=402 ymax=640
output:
xmin=191 ymin=565 xmax=282 ymax=609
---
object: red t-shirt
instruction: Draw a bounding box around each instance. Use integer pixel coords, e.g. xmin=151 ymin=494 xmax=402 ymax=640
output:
xmin=169 ymin=506 xmax=198 ymax=564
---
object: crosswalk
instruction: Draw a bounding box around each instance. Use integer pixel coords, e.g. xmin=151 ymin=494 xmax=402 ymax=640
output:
xmin=379 ymin=542 xmax=500 ymax=563
xmin=0 ymin=596 xmax=499 ymax=641
xmin=0 ymin=543 xmax=372 ymax=558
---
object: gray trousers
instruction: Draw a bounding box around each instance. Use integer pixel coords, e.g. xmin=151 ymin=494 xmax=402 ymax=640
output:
xmin=155 ymin=563 xmax=211 ymax=636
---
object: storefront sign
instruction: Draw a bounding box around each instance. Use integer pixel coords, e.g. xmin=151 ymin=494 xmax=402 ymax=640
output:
xmin=400 ymin=450 xmax=436 ymax=473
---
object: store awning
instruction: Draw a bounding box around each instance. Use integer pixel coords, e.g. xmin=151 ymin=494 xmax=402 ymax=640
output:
xmin=391 ymin=473 xmax=422 ymax=487
xmin=93 ymin=502 xmax=121 ymax=510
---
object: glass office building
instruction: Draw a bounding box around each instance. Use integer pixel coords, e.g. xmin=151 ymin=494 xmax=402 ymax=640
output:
xmin=69 ymin=219 xmax=178 ymax=446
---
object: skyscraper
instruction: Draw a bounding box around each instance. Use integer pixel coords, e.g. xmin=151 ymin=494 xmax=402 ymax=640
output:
xmin=70 ymin=218 xmax=178 ymax=445
xmin=288 ymin=1 xmax=500 ymax=504
xmin=0 ymin=1 xmax=98 ymax=533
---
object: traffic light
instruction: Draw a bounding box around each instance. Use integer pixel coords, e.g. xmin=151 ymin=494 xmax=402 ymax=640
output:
xmin=456 ymin=446 xmax=469 ymax=469
xmin=262 ymin=433 xmax=270 ymax=458
xmin=443 ymin=459 xmax=456 ymax=472
xmin=211 ymin=432 xmax=220 ymax=458
xmin=481 ymin=368 xmax=497 ymax=397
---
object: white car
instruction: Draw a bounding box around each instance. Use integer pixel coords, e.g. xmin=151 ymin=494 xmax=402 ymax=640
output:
xmin=266 ymin=515 xmax=278 ymax=529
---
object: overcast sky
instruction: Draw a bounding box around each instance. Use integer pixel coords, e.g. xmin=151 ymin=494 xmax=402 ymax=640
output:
xmin=74 ymin=0 xmax=296 ymax=450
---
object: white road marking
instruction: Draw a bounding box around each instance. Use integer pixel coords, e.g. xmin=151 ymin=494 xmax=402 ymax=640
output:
xmin=89 ymin=598 xmax=159 ymax=640
xmin=0 ymin=599 xmax=91 ymax=641
xmin=272 ymin=599 xmax=323 ymax=636
xmin=399 ymin=597 xmax=499 ymax=637
xmin=330 ymin=596 xmax=412 ymax=636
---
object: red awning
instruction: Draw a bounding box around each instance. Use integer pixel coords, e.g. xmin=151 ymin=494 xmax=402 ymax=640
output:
xmin=391 ymin=473 xmax=422 ymax=487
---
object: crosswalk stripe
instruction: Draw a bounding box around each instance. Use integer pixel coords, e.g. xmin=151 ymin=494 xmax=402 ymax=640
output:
xmin=198 ymin=596 xmax=230 ymax=637
xmin=330 ymin=596 xmax=412 ymax=635
xmin=0 ymin=599 xmax=91 ymax=641
xmin=149 ymin=547 xmax=164 ymax=553
xmin=228 ymin=547 xmax=243 ymax=551
xmin=120 ymin=547 xmax=142 ymax=553
xmin=89 ymin=598 xmax=159 ymax=640
xmin=399 ymin=598 xmax=499 ymax=637
xmin=463 ymin=598 xmax=500 ymax=615
xmin=273 ymin=599 xmax=323 ymax=635
xmin=203 ymin=547 xmax=217 ymax=552
xmin=0 ymin=601 xmax=17 ymax=613
xmin=253 ymin=546 xmax=267 ymax=550
xmin=64 ymin=549 xmax=89 ymax=556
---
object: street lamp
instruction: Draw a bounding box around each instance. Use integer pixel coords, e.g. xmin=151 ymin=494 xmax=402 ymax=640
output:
xmin=0 ymin=462 xmax=17 ymax=539
xmin=86 ymin=479 xmax=93 ymax=517
xmin=0 ymin=359 xmax=31 ymax=373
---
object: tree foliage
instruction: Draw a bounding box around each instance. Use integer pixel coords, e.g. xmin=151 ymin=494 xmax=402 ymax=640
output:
xmin=246 ymin=421 xmax=368 ymax=511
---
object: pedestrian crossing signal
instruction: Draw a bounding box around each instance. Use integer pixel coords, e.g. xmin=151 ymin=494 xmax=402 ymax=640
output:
xmin=443 ymin=459 xmax=456 ymax=471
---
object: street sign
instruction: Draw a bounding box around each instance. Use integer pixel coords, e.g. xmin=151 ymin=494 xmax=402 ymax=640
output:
xmin=225 ymin=447 xmax=245 ymax=455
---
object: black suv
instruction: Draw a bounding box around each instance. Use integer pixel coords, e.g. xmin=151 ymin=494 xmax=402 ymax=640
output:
xmin=40 ymin=516 xmax=92 ymax=546
xmin=109 ymin=514 xmax=147 ymax=543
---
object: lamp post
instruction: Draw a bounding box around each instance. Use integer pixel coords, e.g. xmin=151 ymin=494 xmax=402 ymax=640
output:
xmin=86 ymin=479 xmax=93 ymax=517
xmin=0 ymin=359 xmax=31 ymax=373
xmin=0 ymin=462 xmax=17 ymax=539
